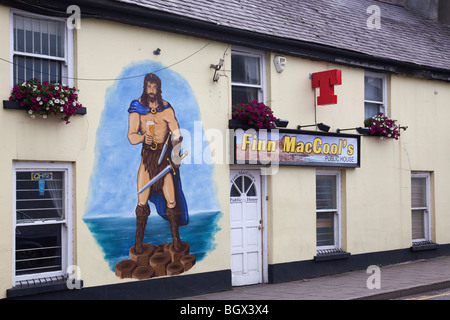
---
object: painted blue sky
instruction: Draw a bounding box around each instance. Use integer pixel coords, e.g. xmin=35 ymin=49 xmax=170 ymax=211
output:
xmin=84 ymin=60 xmax=221 ymax=219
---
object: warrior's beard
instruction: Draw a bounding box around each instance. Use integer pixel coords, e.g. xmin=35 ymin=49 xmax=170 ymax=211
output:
xmin=148 ymin=93 xmax=157 ymax=102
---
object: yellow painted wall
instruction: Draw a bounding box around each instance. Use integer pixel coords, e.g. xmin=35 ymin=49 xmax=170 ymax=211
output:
xmin=0 ymin=4 xmax=13 ymax=296
xmin=0 ymin=6 xmax=231 ymax=297
xmin=265 ymin=52 xmax=450 ymax=263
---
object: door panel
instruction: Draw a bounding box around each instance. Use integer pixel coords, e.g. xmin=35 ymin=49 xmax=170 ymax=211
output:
xmin=230 ymin=170 xmax=262 ymax=286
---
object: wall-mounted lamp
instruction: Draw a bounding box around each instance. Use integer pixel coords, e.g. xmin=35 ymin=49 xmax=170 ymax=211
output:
xmin=275 ymin=119 xmax=289 ymax=128
xmin=297 ymin=123 xmax=330 ymax=132
xmin=153 ymin=48 xmax=161 ymax=55
xmin=400 ymin=126 xmax=408 ymax=131
xmin=336 ymin=127 xmax=370 ymax=135
xmin=210 ymin=58 xmax=224 ymax=82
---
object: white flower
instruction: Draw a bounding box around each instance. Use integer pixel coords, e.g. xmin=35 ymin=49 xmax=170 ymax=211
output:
xmin=55 ymin=86 xmax=60 ymax=90
xmin=60 ymin=107 xmax=64 ymax=112
xmin=28 ymin=110 xmax=33 ymax=115
xmin=42 ymin=114 xmax=47 ymax=119
xmin=39 ymin=101 xmax=43 ymax=105
xmin=49 ymin=100 xmax=54 ymax=105
xmin=36 ymin=97 xmax=41 ymax=101
xmin=55 ymin=99 xmax=60 ymax=103
xmin=30 ymin=114 xmax=35 ymax=119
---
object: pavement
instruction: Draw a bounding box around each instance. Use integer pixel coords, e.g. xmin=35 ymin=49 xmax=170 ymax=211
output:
xmin=176 ymin=255 xmax=450 ymax=300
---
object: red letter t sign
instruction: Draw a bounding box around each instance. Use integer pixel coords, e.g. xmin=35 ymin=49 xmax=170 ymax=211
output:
xmin=311 ymin=69 xmax=342 ymax=105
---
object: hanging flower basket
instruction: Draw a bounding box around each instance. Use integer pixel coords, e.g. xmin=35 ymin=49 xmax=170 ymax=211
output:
xmin=9 ymin=78 xmax=83 ymax=124
xmin=231 ymin=100 xmax=277 ymax=129
xmin=364 ymin=113 xmax=400 ymax=140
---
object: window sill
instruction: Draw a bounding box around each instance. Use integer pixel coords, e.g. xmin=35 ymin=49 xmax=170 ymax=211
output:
xmin=3 ymin=100 xmax=87 ymax=115
xmin=410 ymin=242 xmax=439 ymax=252
xmin=314 ymin=250 xmax=351 ymax=262
xmin=6 ymin=279 xmax=83 ymax=299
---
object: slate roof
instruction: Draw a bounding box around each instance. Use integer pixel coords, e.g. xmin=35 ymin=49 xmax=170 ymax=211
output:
xmin=116 ymin=0 xmax=450 ymax=71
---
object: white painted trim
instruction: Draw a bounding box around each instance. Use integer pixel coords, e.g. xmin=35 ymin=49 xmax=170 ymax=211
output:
xmin=231 ymin=46 xmax=267 ymax=104
xmin=364 ymin=71 xmax=388 ymax=117
xmin=316 ymin=169 xmax=341 ymax=251
xmin=411 ymin=172 xmax=432 ymax=243
xmin=260 ymin=172 xmax=268 ymax=283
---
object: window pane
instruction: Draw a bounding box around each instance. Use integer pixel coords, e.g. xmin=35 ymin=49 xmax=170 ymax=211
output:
xmin=317 ymin=212 xmax=334 ymax=247
xmin=232 ymin=86 xmax=259 ymax=106
xmin=411 ymin=177 xmax=426 ymax=208
xmin=243 ymin=176 xmax=256 ymax=196
xmin=412 ymin=209 xmax=425 ymax=240
xmin=316 ymin=175 xmax=337 ymax=210
xmin=14 ymin=14 xmax=65 ymax=58
xmin=15 ymin=224 xmax=62 ymax=276
xmin=364 ymin=102 xmax=383 ymax=119
xmin=13 ymin=56 xmax=62 ymax=84
xmin=231 ymin=54 xmax=260 ymax=85
xmin=16 ymin=171 xmax=65 ymax=221
xmin=230 ymin=183 xmax=240 ymax=197
xmin=364 ymin=76 xmax=383 ymax=102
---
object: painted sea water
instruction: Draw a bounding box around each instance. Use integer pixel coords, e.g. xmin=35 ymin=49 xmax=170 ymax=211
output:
xmin=84 ymin=211 xmax=222 ymax=272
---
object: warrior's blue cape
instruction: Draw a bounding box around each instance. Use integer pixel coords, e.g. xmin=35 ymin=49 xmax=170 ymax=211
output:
xmin=128 ymin=100 xmax=189 ymax=226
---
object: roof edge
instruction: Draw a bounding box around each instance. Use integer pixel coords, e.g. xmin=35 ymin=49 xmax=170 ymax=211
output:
xmin=1 ymin=0 xmax=449 ymax=82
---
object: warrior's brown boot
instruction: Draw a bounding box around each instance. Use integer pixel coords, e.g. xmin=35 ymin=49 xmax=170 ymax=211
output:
xmin=166 ymin=207 xmax=182 ymax=252
xmin=135 ymin=203 xmax=150 ymax=255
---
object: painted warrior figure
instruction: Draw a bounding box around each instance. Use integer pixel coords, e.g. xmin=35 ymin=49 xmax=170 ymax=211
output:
xmin=127 ymin=73 xmax=188 ymax=254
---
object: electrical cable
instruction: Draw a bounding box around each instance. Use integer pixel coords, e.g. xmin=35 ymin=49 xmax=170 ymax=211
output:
xmin=0 ymin=41 xmax=212 ymax=82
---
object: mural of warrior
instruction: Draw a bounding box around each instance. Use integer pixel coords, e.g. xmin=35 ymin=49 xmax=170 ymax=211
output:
xmin=127 ymin=73 xmax=188 ymax=254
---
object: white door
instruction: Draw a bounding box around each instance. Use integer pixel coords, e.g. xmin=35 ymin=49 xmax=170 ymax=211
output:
xmin=230 ymin=169 xmax=263 ymax=286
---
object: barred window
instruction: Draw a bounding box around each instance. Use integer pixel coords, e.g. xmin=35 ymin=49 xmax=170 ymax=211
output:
xmin=11 ymin=10 xmax=73 ymax=85
xmin=13 ymin=162 xmax=73 ymax=286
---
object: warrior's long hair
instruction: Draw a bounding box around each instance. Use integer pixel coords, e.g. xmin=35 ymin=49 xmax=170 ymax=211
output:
xmin=140 ymin=73 xmax=164 ymax=108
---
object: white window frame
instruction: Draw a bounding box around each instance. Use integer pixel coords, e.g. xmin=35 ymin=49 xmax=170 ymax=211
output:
xmin=316 ymin=170 xmax=341 ymax=252
xmin=411 ymin=172 xmax=431 ymax=244
xmin=364 ymin=71 xmax=387 ymax=119
xmin=12 ymin=161 xmax=73 ymax=287
xmin=9 ymin=8 xmax=74 ymax=88
xmin=231 ymin=46 xmax=266 ymax=105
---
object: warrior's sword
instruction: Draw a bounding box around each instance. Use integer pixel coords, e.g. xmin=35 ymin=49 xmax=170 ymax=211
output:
xmin=158 ymin=132 xmax=172 ymax=165
xmin=137 ymin=151 xmax=188 ymax=194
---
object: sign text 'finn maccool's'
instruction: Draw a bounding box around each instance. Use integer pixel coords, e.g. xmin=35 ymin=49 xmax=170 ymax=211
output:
xmin=234 ymin=129 xmax=360 ymax=167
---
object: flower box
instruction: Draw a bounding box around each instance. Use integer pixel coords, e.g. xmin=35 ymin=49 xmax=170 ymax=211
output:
xmin=231 ymin=100 xmax=277 ymax=130
xmin=7 ymin=79 xmax=85 ymax=124
xmin=364 ymin=113 xmax=400 ymax=140
xmin=4 ymin=100 xmax=87 ymax=115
